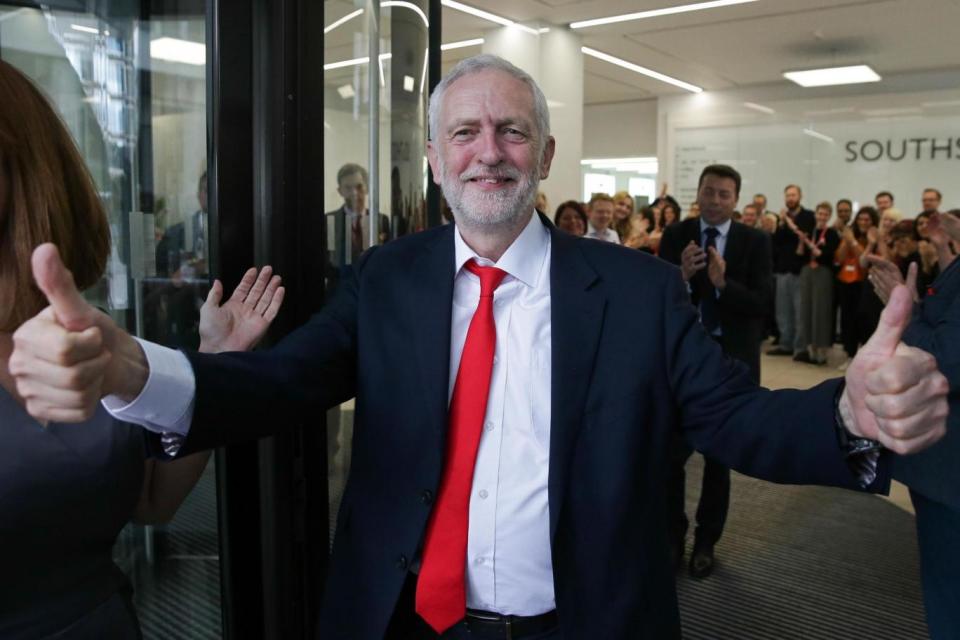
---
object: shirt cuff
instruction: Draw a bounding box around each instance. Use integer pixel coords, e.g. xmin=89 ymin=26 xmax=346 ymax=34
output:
xmin=101 ymin=337 xmax=196 ymax=437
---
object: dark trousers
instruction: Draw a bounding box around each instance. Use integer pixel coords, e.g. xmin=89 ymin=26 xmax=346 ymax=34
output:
xmin=667 ymin=430 xmax=731 ymax=549
xmin=836 ymin=280 xmax=863 ymax=358
xmin=910 ymin=490 xmax=960 ymax=640
xmin=385 ymin=573 xmax=561 ymax=640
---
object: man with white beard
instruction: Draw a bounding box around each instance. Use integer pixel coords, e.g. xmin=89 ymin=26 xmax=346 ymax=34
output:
xmin=10 ymin=54 xmax=950 ymax=640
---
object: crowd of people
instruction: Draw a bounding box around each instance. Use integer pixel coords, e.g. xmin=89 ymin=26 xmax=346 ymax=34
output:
xmin=547 ymin=183 xmax=957 ymax=371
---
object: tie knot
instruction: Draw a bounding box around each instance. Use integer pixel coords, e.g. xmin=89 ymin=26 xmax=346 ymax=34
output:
xmin=704 ymin=227 xmax=720 ymax=240
xmin=464 ymin=260 xmax=507 ymax=296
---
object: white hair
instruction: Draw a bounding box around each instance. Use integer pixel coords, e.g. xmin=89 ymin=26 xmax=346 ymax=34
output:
xmin=428 ymin=54 xmax=550 ymax=151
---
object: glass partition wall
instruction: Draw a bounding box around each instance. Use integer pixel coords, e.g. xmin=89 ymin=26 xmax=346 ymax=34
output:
xmin=0 ymin=3 xmax=218 ymax=638
xmin=323 ymin=0 xmax=431 ymax=539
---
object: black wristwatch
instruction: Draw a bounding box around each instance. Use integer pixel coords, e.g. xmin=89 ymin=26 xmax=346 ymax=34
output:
xmin=834 ymin=381 xmax=883 ymax=459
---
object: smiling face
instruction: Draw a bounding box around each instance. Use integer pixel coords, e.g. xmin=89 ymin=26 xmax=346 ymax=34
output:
xmin=557 ymin=207 xmax=585 ymax=235
xmin=588 ymin=199 xmax=614 ymax=231
xmin=426 ymin=68 xmax=555 ymax=233
xmin=922 ymin=189 xmax=941 ymax=212
xmin=856 ymin=211 xmax=874 ymax=233
xmin=815 ymin=206 xmax=831 ymax=228
xmin=613 ymin=195 xmax=633 ymax=220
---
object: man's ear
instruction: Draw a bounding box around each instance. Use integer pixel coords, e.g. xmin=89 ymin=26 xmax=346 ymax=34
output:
xmin=539 ymin=136 xmax=556 ymax=180
xmin=426 ymin=141 xmax=442 ymax=186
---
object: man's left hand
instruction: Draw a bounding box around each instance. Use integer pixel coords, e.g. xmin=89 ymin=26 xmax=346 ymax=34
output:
xmin=842 ymin=285 xmax=949 ymax=455
xmin=707 ymin=247 xmax=726 ymax=290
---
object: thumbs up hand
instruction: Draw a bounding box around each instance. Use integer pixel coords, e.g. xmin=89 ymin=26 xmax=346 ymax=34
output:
xmin=9 ymin=244 xmax=148 ymax=422
xmin=841 ymin=285 xmax=949 ymax=454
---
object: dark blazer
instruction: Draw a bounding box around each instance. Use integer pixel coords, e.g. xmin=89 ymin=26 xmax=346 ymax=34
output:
xmin=325 ymin=205 xmax=391 ymax=269
xmin=175 ymin=215 xmax=884 ymax=639
xmin=895 ymin=257 xmax=960 ymax=510
xmin=658 ymin=218 xmax=773 ymax=381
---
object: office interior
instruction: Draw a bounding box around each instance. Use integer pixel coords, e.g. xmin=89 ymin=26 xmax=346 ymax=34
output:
xmin=1 ymin=0 xmax=956 ymax=637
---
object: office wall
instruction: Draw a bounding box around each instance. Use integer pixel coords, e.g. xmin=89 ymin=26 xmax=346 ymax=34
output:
xmin=583 ymin=100 xmax=658 ymax=159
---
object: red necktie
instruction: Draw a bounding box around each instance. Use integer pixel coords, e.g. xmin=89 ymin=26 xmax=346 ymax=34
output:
xmin=416 ymin=259 xmax=507 ymax=634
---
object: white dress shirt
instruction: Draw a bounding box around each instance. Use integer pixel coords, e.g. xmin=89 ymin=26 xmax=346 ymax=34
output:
xmin=698 ymin=217 xmax=732 ymax=336
xmin=585 ymin=224 xmax=620 ymax=244
xmin=104 ymin=211 xmax=557 ymax=616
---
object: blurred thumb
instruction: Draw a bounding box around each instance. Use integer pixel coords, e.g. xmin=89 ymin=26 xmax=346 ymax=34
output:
xmin=906 ymin=262 xmax=918 ymax=295
xmin=862 ymin=284 xmax=913 ymax=355
xmin=31 ymin=243 xmax=93 ymax=331
xmin=205 ymin=279 xmax=224 ymax=308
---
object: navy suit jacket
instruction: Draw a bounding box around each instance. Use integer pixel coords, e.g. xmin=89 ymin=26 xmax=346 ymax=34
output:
xmin=658 ymin=218 xmax=773 ymax=381
xmin=895 ymin=257 xmax=960 ymax=510
xmin=176 ymin=215 xmax=884 ymax=639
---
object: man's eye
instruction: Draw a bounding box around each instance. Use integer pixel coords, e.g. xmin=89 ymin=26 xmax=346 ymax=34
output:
xmin=503 ymin=128 xmax=526 ymax=140
xmin=453 ymin=129 xmax=474 ymax=139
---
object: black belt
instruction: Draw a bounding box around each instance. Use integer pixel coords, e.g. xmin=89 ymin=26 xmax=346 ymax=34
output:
xmin=462 ymin=608 xmax=558 ymax=639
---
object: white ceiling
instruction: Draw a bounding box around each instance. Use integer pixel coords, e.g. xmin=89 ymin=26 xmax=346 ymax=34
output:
xmin=325 ymin=0 xmax=960 ymax=105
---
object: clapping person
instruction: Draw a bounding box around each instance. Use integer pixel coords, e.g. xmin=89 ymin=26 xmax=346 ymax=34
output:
xmin=795 ymin=202 xmax=841 ymax=364
xmin=553 ymin=200 xmax=587 ymax=236
xmin=0 ymin=60 xmax=283 ymax=639
xmin=834 ymin=206 xmax=876 ymax=369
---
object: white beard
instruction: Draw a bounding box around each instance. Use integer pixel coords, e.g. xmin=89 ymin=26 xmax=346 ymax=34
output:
xmin=440 ymin=157 xmax=540 ymax=232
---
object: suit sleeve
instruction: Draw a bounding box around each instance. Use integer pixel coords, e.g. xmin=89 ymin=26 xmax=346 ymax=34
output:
xmin=718 ymin=231 xmax=773 ymax=316
xmin=903 ymin=292 xmax=960 ymax=393
xmin=661 ymin=268 xmax=888 ymax=491
xmin=657 ymin=225 xmax=682 ymax=266
xmin=169 ymin=250 xmax=370 ymax=454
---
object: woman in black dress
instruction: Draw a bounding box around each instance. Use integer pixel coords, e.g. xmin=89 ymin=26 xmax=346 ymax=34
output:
xmin=0 ymin=59 xmax=283 ymax=639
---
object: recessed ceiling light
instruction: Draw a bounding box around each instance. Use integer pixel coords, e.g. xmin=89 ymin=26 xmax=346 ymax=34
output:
xmin=581 ymin=47 xmax=702 ymax=93
xmin=403 ymin=75 xmax=416 ymax=92
xmin=802 ymin=128 xmax=834 ymax=143
xmin=784 ymin=65 xmax=880 ymax=88
xmin=324 ymin=8 xmax=363 ymax=34
xmin=338 ymin=84 xmax=356 ymax=99
xmin=441 ymin=0 xmax=539 ymax=35
xmin=150 ymin=37 xmax=205 ymax=65
xmin=440 ymin=38 xmax=485 ymax=51
xmin=570 ymin=0 xmax=758 ymax=29
xmin=743 ymin=101 xmax=775 ymax=114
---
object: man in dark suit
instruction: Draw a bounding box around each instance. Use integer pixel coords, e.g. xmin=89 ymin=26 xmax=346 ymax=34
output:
xmin=156 ymin=171 xmax=209 ymax=278
xmin=659 ymin=164 xmax=773 ymax=579
xmin=326 ymin=163 xmax=391 ymax=271
xmin=11 ymin=55 xmax=950 ymax=640
xmin=865 ymin=210 xmax=960 ymax=640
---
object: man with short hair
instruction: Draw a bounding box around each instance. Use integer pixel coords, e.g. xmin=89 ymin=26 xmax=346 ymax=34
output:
xmin=835 ymin=199 xmax=853 ymax=232
xmin=740 ymin=203 xmax=759 ymax=228
xmin=876 ymin=190 xmax=895 ymax=214
xmin=768 ymin=184 xmax=815 ymax=356
xmin=326 ymin=163 xmax=390 ymax=268
xmin=922 ymin=188 xmax=943 ymax=214
xmin=9 ymin=54 xmax=950 ymax=640
xmin=753 ymin=193 xmax=775 ymax=217
xmin=585 ymin=193 xmax=620 ymax=243
xmin=660 ymin=164 xmax=773 ymax=579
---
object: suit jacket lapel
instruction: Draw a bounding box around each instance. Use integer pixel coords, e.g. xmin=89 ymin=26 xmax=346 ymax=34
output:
xmin=724 ymin=221 xmax=744 ymax=266
xmin=410 ymin=225 xmax=456 ymax=436
xmin=548 ymin=226 xmax=604 ymax=538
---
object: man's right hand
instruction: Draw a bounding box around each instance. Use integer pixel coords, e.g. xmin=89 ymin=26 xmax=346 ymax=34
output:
xmin=9 ymin=243 xmax=149 ymax=423
xmin=680 ymin=241 xmax=706 ymax=282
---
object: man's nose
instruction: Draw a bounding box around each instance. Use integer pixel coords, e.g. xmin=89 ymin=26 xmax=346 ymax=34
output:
xmin=476 ymin=129 xmax=504 ymax=165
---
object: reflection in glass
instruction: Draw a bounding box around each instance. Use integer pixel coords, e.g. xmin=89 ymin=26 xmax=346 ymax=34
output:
xmin=0 ymin=4 xmax=219 ymax=638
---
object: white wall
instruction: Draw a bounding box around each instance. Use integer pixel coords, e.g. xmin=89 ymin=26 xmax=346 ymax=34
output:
xmin=656 ymin=69 xmax=960 ymax=211
xmin=583 ymin=100 xmax=658 ymax=159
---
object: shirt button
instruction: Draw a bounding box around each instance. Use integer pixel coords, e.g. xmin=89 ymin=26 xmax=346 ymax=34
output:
xmin=421 ymin=490 xmax=433 ymax=505
xmin=479 ymin=489 xmax=488 ymax=499
xmin=484 ymin=422 xmax=494 ymax=432
xmin=474 ymin=557 xmax=485 ymax=565
xmin=396 ymin=555 xmax=408 ymax=570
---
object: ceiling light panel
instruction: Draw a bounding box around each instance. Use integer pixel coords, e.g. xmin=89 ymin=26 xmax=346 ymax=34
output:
xmin=324 ymin=8 xmax=363 ymax=35
xmin=582 ymin=47 xmax=702 ymax=93
xmin=783 ymin=65 xmax=881 ymax=88
xmin=150 ymin=37 xmax=205 ymax=65
xmin=570 ymin=0 xmax=759 ymax=29
xmin=743 ymin=101 xmax=775 ymax=114
xmin=440 ymin=38 xmax=484 ymax=51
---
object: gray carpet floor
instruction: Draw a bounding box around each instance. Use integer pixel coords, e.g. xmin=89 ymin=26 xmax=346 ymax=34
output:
xmin=676 ymin=454 xmax=927 ymax=639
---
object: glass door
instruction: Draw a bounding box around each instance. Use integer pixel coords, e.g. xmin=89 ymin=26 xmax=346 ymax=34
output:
xmin=0 ymin=3 xmax=220 ymax=637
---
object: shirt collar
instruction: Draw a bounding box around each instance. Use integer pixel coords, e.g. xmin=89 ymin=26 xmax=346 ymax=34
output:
xmin=699 ymin=217 xmax=732 ymax=237
xmin=454 ymin=211 xmax=548 ymax=289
